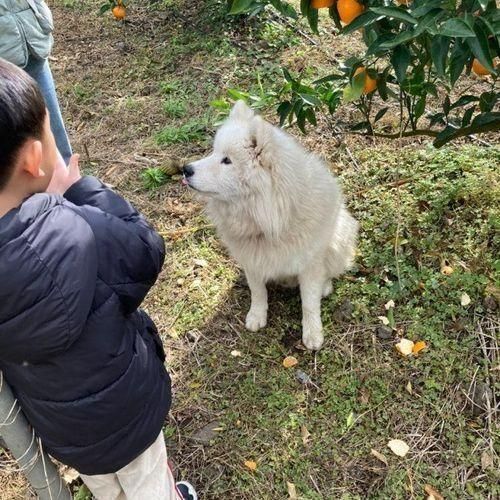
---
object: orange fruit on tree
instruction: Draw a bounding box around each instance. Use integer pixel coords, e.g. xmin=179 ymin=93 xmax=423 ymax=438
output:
xmin=472 ymin=58 xmax=492 ymax=76
xmin=354 ymin=66 xmax=377 ymax=94
xmin=311 ymin=0 xmax=335 ymax=9
xmin=337 ymin=0 xmax=365 ymax=25
xmin=112 ymin=4 xmax=126 ymax=20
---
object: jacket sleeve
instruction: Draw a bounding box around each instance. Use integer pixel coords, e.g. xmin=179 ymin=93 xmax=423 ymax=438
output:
xmin=64 ymin=176 xmax=166 ymax=314
xmin=0 ymin=204 xmax=98 ymax=363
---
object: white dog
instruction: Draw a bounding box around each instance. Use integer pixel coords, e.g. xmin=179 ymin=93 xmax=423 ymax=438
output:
xmin=182 ymin=101 xmax=358 ymax=350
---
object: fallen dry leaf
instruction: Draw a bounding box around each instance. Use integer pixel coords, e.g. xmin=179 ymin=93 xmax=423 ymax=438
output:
xmin=61 ymin=466 xmax=79 ymax=483
xmin=387 ymin=439 xmax=410 ymax=457
xmin=424 ymin=484 xmax=444 ymax=500
xmin=378 ymin=316 xmax=390 ymax=326
xmin=371 ymin=448 xmax=388 ymax=466
xmin=385 ymin=299 xmax=395 ymax=310
xmin=461 ymin=292 xmax=471 ymax=306
xmin=230 ymin=350 xmax=242 ymax=357
xmin=441 ymin=264 xmax=454 ymax=275
xmin=193 ymin=258 xmax=208 ymax=268
xmin=395 ymin=339 xmax=415 ymax=356
xmin=283 ymin=356 xmax=298 ymax=368
xmin=301 ymin=425 xmax=311 ymax=446
xmin=481 ymin=450 xmax=494 ymax=470
xmin=244 ymin=460 xmax=257 ymax=471
xmin=287 ymin=481 xmax=298 ymax=499
xmin=405 ymin=381 xmax=413 ymax=395
xmin=412 ymin=340 xmax=427 ymax=355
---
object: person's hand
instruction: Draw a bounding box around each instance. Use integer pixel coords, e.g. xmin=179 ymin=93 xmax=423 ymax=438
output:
xmin=46 ymin=154 xmax=82 ymax=195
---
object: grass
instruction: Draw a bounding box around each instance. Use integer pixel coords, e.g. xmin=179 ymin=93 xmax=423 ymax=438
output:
xmin=2 ymin=0 xmax=495 ymax=498
xmin=164 ymin=145 xmax=499 ymax=499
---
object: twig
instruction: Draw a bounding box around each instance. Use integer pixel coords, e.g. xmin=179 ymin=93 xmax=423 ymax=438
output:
xmin=160 ymin=225 xmax=214 ymax=240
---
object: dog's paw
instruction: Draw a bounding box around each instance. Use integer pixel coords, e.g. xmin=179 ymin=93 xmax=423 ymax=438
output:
xmin=302 ymin=323 xmax=324 ymax=351
xmin=302 ymin=332 xmax=324 ymax=351
xmin=245 ymin=309 xmax=267 ymax=332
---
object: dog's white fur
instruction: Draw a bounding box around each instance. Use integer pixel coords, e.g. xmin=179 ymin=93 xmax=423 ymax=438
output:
xmin=185 ymin=101 xmax=358 ymax=350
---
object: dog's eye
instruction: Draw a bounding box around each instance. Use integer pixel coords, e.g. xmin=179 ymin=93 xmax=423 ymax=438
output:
xmin=221 ymin=157 xmax=232 ymax=165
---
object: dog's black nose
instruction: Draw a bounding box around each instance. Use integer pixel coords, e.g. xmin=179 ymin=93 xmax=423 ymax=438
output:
xmin=183 ymin=164 xmax=195 ymax=178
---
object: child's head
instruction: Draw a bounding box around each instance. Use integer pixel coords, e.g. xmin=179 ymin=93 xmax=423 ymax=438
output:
xmin=0 ymin=58 xmax=58 ymax=194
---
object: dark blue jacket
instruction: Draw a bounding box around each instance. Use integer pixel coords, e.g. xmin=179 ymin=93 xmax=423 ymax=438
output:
xmin=0 ymin=176 xmax=171 ymax=475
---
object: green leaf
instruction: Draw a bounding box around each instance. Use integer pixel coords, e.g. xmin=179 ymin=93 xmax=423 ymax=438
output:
xmin=461 ymin=106 xmax=475 ymax=127
xmin=378 ymin=30 xmax=416 ymax=50
xmin=300 ymin=0 xmax=310 ymax=17
xmin=377 ymin=76 xmax=389 ymax=101
xmin=433 ymin=126 xmax=457 ymax=148
xmin=307 ymin=8 xmax=319 ymax=34
xmin=470 ymin=111 xmax=500 ymax=128
xmin=410 ymin=0 xmax=445 ymax=18
xmin=450 ymin=95 xmax=479 ymax=109
xmin=297 ymin=109 xmax=307 ymax=133
xmin=99 ymin=3 xmax=111 ymax=14
xmin=305 ymin=107 xmax=317 ymax=126
xmin=414 ymin=95 xmax=426 ymax=121
xmin=329 ymin=5 xmax=343 ymax=30
xmin=374 ymin=107 xmax=389 ymax=122
xmin=391 ymin=45 xmax=411 ymax=83
xmin=439 ymin=18 xmax=476 ymax=37
xmin=283 ymin=68 xmax=294 ymax=83
xmin=414 ymin=9 xmax=446 ymax=37
xmin=350 ymin=121 xmax=370 ymax=131
xmin=342 ymin=11 xmax=379 ymax=35
xmin=443 ymin=96 xmax=451 ymax=115
xmin=449 ymin=40 xmax=470 ymax=86
xmin=479 ymin=91 xmax=496 ymax=112
xmin=467 ymin=20 xmax=496 ymax=73
xmin=229 ymin=0 xmax=255 ymax=14
xmin=299 ymin=93 xmax=321 ymax=106
xmin=277 ymin=101 xmax=293 ymax=126
xmin=370 ymin=6 xmax=417 ymax=24
xmin=431 ymin=36 xmax=450 ymax=77
xmin=343 ymin=72 xmax=364 ymax=103
xmin=313 ymin=74 xmax=345 ymax=85
xmin=269 ymin=0 xmax=297 ymax=19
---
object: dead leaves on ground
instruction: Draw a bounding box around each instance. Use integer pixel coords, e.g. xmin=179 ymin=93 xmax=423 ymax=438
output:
xmin=387 ymin=439 xmax=410 ymax=457
xmin=283 ymin=356 xmax=298 ymax=368
xmin=243 ymin=460 xmax=257 ymax=471
xmin=395 ymin=338 xmax=428 ymax=357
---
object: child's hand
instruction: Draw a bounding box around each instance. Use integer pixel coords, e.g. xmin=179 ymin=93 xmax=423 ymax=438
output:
xmin=46 ymin=154 xmax=82 ymax=195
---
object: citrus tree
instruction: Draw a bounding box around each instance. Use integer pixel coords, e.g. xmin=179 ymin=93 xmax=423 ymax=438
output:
xmin=228 ymin=0 xmax=499 ymax=147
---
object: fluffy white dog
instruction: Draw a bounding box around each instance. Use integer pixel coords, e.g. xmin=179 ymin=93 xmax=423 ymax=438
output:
xmin=183 ymin=101 xmax=358 ymax=350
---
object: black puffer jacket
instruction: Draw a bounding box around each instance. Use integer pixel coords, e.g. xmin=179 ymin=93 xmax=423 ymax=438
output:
xmin=0 ymin=176 xmax=171 ymax=475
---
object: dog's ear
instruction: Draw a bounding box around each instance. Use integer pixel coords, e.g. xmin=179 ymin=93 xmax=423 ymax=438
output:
xmin=229 ymin=100 xmax=255 ymax=121
xmin=250 ymin=116 xmax=274 ymax=168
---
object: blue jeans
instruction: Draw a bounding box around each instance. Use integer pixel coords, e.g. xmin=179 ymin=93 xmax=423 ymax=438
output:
xmin=24 ymin=56 xmax=72 ymax=164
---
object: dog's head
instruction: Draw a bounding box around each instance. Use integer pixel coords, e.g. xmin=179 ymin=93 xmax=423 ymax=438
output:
xmin=182 ymin=101 xmax=275 ymax=201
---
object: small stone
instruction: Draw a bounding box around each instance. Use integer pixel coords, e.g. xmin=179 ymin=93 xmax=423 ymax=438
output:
xmin=470 ymin=382 xmax=493 ymax=417
xmin=193 ymin=259 xmax=208 ymax=268
xmin=295 ymin=370 xmax=312 ymax=385
xmin=376 ymin=326 xmax=393 ymax=340
xmin=176 ymin=278 xmax=185 ymax=286
xmin=335 ymin=299 xmax=353 ymax=322
xmin=190 ymin=420 xmax=223 ymax=444
xmin=483 ymin=295 xmax=497 ymax=312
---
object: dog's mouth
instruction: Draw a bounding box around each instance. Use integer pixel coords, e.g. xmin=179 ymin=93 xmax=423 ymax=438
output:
xmin=181 ymin=177 xmax=218 ymax=196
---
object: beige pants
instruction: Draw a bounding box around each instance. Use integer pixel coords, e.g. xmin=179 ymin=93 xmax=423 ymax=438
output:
xmin=80 ymin=433 xmax=181 ymax=500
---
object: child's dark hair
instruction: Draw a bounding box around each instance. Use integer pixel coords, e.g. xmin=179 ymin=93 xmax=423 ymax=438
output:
xmin=0 ymin=58 xmax=46 ymax=190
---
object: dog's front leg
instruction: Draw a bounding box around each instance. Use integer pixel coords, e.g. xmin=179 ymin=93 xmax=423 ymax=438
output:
xmin=244 ymin=269 xmax=268 ymax=332
xmin=299 ymin=269 xmax=324 ymax=351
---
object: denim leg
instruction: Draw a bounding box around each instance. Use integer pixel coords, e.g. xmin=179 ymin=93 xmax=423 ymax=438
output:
xmin=24 ymin=56 xmax=73 ymax=164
